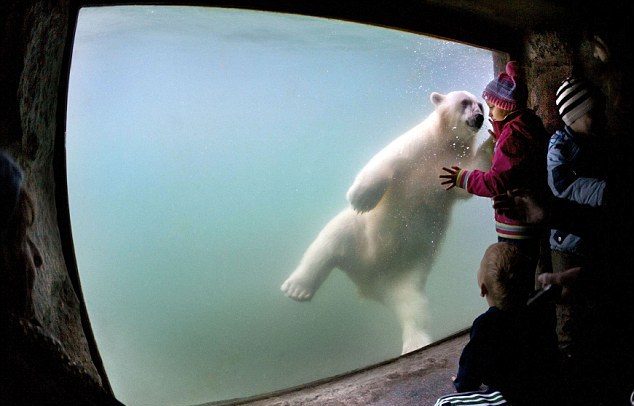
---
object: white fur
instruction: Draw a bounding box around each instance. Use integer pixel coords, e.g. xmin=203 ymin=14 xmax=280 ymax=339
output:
xmin=281 ymin=91 xmax=490 ymax=354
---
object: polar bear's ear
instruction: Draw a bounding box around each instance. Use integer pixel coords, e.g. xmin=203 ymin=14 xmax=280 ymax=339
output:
xmin=430 ymin=92 xmax=444 ymax=106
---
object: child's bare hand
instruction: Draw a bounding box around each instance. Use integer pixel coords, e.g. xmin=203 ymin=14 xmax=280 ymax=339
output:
xmin=439 ymin=166 xmax=461 ymax=190
xmin=488 ymin=118 xmax=496 ymax=138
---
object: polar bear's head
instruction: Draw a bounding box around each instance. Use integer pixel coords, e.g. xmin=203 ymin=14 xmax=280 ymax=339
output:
xmin=431 ymin=91 xmax=485 ymax=139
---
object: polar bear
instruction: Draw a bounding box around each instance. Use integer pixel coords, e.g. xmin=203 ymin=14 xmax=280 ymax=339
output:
xmin=281 ymin=91 xmax=490 ymax=354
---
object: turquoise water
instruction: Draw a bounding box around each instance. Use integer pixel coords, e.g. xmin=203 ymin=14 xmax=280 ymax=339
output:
xmin=67 ymin=6 xmax=496 ymax=405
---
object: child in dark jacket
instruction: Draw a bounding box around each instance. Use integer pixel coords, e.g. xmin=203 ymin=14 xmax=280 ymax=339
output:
xmin=548 ymin=77 xmax=607 ymax=261
xmin=439 ymin=61 xmax=550 ymax=278
xmin=547 ymin=77 xmax=609 ymax=395
xmin=434 ymin=242 xmax=559 ymax=406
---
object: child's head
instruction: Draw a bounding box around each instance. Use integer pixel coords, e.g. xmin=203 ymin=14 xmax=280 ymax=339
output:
xmin=477 ymin=242 xmax=532 ymax=310
xmin=482 ymin=61 xmax=528 ymax=121
xmin=556 ymin=76 xmax=606 ymax=136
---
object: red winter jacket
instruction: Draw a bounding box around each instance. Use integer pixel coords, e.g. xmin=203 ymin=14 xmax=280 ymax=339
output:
xmin=456 ymin=109 xmax=549 ymax=240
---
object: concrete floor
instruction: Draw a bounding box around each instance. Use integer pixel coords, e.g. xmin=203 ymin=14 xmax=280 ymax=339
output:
xmin=209 ymin=331 xmax=468 ymax=406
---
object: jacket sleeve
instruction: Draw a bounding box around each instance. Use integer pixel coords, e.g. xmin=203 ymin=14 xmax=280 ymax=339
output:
xmin=454 ymin=316 xmax=488 ymax=392
xmin=455 ymin=130 xmax=517 ymax=198
xmin=547 ymin=134 xmax=606 ymax=207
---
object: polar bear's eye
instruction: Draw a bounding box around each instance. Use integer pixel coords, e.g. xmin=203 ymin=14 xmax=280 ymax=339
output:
xmin=461 ymin=99 xmax=470 ymax=108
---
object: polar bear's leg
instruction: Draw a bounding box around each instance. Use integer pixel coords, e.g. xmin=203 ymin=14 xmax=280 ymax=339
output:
xmin=384 ymin=272 xmax=432 ymax=354
xmin=401 ymin=306 xmax=432 ymax=354
xmin=281 ymin=212 xmax=355 ymax=302
xmin=281 ymin=241 xmax=335 ymax=301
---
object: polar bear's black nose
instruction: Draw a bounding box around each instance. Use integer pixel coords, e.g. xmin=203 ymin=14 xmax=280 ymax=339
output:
xmin=474 ymin=114 xmax=484 ymax=128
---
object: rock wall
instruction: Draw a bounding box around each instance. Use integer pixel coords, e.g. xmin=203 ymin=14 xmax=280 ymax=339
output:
xmin=522 ymin=31 xmax=574 ymax=133
xmin=1 ymin=0 xmax=114 ymax=403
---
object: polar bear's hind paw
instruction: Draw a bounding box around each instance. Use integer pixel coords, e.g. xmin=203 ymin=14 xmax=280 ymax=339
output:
xmin=281 ymin=278 xmax=316 ymax=301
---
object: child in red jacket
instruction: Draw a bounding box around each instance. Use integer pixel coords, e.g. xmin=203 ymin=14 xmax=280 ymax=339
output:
xmin=439 ymin=61 xmax=550 ymax=276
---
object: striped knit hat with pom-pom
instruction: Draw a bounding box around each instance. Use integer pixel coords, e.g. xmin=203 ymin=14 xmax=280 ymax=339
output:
xmin=482 ymin=61 xmax=528 ymax=112
xmin=555 ymin=77 xmax=596 ymax=126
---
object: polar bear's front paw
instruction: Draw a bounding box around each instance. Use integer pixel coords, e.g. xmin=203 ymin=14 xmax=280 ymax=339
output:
xmin=347 ymin=177 xmax=389 ymax=213
xmin=281 ymin=276 xmax=316 ymax=301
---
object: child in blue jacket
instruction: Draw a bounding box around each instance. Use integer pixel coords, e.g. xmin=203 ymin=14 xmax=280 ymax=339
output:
xmin=547 ymin=76 xmax=607 ymax=357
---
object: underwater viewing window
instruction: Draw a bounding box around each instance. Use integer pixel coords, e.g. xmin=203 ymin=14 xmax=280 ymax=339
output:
xmin=67 ymin=6 xmax=500 ymax=405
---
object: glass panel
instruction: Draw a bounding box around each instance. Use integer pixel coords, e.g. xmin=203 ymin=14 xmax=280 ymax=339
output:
xmin=67 ymin=6 xmax=497 ymax=405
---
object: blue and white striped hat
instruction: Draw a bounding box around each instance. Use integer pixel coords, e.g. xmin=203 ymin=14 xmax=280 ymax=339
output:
xmin=555 ymin=77 xmax=596 ymax=126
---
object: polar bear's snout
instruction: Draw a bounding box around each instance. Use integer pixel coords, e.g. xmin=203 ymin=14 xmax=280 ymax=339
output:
xmin=469 ymin=113 xmax=485 ymax=130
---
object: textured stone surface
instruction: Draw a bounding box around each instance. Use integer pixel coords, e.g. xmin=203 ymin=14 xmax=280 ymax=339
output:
xmin=523 ymin=31 xmax=573 ymax=134
xmin=1 ymin=0 xmax=109 ymax=401
xmin=6 ymin=0 xmax=101 ymax=383
xmin=2 ymin=316 xmax=121 ymax=405
xmin=209 ymin=333 xmax=468 ymax=406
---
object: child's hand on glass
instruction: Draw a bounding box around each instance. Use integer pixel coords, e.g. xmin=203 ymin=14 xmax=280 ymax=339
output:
xmin=439 ymin=166 xmax=462 ymax=190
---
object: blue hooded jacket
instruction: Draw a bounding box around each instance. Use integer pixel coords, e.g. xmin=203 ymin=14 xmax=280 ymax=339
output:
xmin=547 ymin=126 xmax=607 ymax=254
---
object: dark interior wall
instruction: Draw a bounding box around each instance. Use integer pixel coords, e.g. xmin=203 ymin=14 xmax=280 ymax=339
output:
xmin=1 ymin=0 xmax=114 ymax=403
xmin=1 ymin=1 xmax=631 ymax=404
